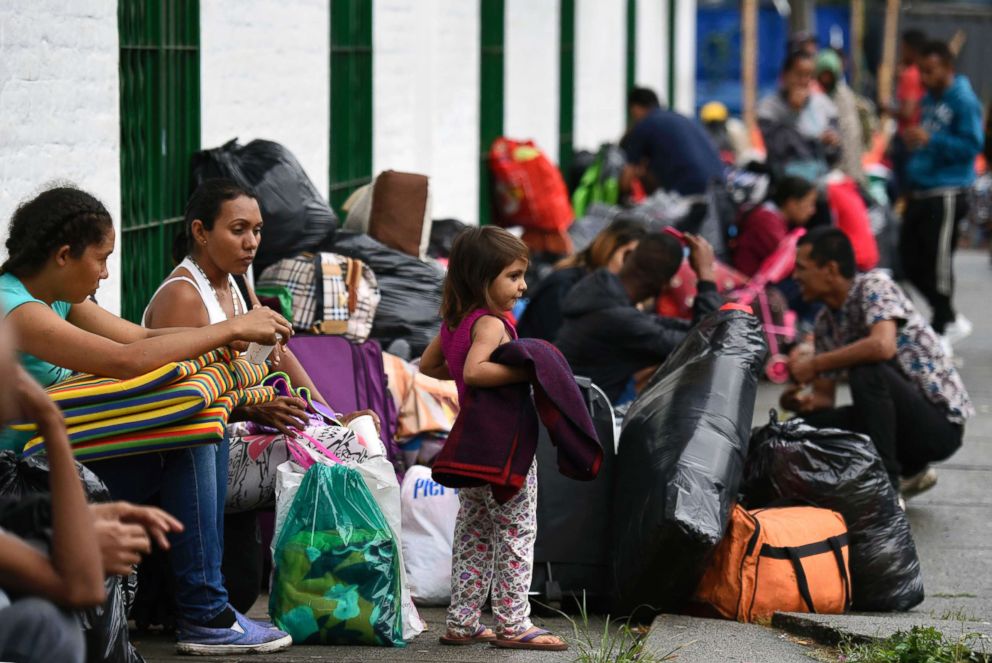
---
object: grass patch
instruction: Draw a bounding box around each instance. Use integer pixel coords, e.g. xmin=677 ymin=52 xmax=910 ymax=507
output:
xmin=544 ymin=595 xmax=681 ymax=663
xmin=839 ymin=626 xmax=989 ymax=662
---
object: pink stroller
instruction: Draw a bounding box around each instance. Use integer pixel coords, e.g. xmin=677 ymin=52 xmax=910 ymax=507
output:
xmin=728 ymin=228 xmax=805 ymax=383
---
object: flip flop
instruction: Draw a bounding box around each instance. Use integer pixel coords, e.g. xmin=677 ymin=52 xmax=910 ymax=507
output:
xmin=493 ymin=627 xmax=569 ymax=651
xmin=439 ymin=624 xmax=497 ymax=646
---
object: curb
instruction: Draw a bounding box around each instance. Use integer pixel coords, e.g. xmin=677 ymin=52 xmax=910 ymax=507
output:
xmin=771 ymin=612 xmax=992 ymax=658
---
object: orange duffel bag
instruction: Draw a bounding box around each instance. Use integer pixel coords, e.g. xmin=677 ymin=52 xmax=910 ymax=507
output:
xmin=693 ymin=505 xmax=852 ymax=622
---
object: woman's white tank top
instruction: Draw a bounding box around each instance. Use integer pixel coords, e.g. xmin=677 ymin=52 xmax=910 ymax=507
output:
xmin=142 ymin=257 xmax=248 ymax=326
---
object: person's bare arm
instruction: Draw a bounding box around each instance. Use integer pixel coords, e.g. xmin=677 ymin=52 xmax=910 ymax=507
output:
xmin=419 ymin=335 xmax=452 ymax=381
xmin=11 ymin=300 xmax=291 ymax=380
xmin=463 ymin=317 xmax=528 ymax=388
xmin=69 ymin=298 xmax=199 ymax=343
xmin=789 ymin=320 xmax=897 ymax=384
xmin=0 ymin=368 xmax=105 ymax=608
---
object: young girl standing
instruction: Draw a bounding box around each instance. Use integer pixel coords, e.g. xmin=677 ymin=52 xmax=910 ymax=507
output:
xmin=420 ymin=227 xmax=568 ymax=652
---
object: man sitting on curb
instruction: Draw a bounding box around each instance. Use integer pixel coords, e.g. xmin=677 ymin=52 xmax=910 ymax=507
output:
xmin=556 ymin=232 xmax=722 ymax=408
xmin=782 ymin=228 xmax=971 ymax=503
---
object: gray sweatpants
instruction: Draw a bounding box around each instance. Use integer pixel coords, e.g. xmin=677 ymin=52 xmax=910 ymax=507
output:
xmin=0 ymin=594 xmax=85 ymax=663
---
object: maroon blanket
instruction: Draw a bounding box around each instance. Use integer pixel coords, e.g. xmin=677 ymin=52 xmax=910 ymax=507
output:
xmin=432 ymin=338 xmax=603 ymax=502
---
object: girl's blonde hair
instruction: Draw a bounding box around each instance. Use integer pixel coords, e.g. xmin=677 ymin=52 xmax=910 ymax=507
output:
xmin=440 ymin=226 xmax=529 ymax=328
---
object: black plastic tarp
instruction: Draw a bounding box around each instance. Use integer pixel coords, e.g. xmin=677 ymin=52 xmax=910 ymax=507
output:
xmin=743 ymin=414 xmax=925 ymax=611
xmin=326 ymin=232 xmax=444 ymax=356
xmin=611 ymin=308 xmax=767 ymax=621
xmin=191 ymin=139 xmax=337 ymax=276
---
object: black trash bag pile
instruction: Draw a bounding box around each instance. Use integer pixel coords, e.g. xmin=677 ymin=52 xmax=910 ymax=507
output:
xmin=327 ymin=231 xmax=444 ymax=356
xmin=191 ymin=139 xmax=338 ymax=276
xmin=742 ymin=414 xmax=925 ymax=611
xmin=427 ymin=218 xmax=470 ymax=259
xmin=611 ymin=308 xmax=767 ymax=621
xmin=0 ymin=452 xmax=144 ymax=663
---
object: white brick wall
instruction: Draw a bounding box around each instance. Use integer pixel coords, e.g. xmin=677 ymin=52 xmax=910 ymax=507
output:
xmin=573 ymin=0 xmax=626 ymax=153
xmin=0 ymin=0 xmax=122 ymax=314
xmin=373 ymin=0 xmax=480 ymax=224
xmin=504 ymin=0 xmax=560 ymax=163
xmin=201 ymin=0 xmax=330 ymax=200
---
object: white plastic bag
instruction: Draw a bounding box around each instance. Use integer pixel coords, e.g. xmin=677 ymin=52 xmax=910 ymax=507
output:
xmin=273 ymin=459 xmax=305 ymax=548
xmin=400 ymin=465 xmax=460 ymax=605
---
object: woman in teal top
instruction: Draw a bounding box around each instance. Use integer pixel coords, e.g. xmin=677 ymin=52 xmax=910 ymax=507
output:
xmin=0 ymin=186 xmax=296 ymax=655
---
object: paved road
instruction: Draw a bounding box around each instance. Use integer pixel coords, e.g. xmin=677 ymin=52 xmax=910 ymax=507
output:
xmin=138 ymin=251 xmax=992 ymax=661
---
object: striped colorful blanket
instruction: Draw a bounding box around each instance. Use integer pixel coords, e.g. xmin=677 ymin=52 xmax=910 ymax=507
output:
xmin=14 ymin=350 xmax=276 ymax=461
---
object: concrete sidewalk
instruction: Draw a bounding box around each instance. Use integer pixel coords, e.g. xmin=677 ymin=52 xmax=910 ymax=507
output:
xmin=137 ymin=251 xmax=992 ymax=662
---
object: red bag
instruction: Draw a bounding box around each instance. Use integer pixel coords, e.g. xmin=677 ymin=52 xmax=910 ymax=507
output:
xmin=488 ymin=138 xmax=574 ymax=235
xmin=657 ymin=260 xmax=748 ymax=319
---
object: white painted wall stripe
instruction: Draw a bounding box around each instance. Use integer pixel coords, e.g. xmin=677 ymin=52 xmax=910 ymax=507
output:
xmin=635 ymin=0 xmax=668 ymax=100
xmin=373 ymin=0 xmax=480 ymax=224
xmin=201 ymin=0 xmax=330 ymax=200
xmin=574 ymin=0 xmax=626 ymax=153
xmin=504 ymin=0 xmax=560 ymax=164
xmin=0 ymin=0 xmax=122 ymax=314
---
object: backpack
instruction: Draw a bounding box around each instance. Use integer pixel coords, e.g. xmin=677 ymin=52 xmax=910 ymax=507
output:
xmin=488 ymin=137 xmax=574 ymax=235
xmin=257 ymin=252 xmax=380 ymax=341
xmin=693 ymin=505 xmax=852 ymax=623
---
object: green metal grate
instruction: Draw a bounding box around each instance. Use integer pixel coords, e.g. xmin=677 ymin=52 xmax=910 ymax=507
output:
xmin=118 ymin=0 xmax=200 ymax=322
xmin=626 ymin=0 xmax=636 ymax=98
xmin=479 ymin=0 xmax=505 ymax=226
xmin=329 ymin=0 xmax=374 ymax=214
xmin=559 ymin=0 xmax=575 ymax=176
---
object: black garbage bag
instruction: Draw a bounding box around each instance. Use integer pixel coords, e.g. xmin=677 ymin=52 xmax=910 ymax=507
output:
xmin=0 ymin=452 xmax=144 ymax=663
xmin=326 ymin=231 xmax=444 ymax=356
xmin=191 ymin=139 xmax=337 ymax=276
xmin=742 ymin=413 xmax=925 ymax=611
xmin=427 ymin=218 xmax=470 ymax=259
xmin=611 ymin=308 xmax=767 ymax=621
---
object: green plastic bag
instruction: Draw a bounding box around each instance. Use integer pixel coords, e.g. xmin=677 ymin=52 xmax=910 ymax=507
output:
xmin=269 ymin=463 xmax=405 ymax=647
xmin=254 ymin=284 xmax=294 ymax=321
xmin=571 ymin=146 xmax=621 ymax=218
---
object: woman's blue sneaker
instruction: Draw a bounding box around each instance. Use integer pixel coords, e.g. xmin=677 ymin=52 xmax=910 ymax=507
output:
xmin=176 ymin=608 xmax=292 ymax=656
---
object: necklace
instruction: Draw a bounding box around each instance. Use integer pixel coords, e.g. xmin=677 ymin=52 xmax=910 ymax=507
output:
xmin=188 ymin=257 xmax=241 ymax=320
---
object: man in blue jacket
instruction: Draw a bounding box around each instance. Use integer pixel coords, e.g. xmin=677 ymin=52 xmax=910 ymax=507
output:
xmin=902 ymin=40 xmax=984 ymax=346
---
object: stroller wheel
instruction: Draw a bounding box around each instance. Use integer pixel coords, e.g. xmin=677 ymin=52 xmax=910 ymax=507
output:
xmin=766 ymin=355 xmax=790 ymax=384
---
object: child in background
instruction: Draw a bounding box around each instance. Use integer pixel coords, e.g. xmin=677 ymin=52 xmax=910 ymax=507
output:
xmin=419 ymin=227 xmax=568 ymax=652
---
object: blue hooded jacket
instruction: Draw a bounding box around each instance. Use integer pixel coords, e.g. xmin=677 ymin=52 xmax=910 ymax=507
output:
xmin=906 ymin=75 xmax=984 ymax=191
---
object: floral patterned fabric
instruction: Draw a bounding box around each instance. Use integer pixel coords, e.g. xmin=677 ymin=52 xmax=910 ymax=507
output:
xmin=446 ymin=461 xmax=537 ymax=638
xmin=225 ymin=420 xmax=370 ymax=513
xmin=814 ymin=270 xmax=973 ymax=424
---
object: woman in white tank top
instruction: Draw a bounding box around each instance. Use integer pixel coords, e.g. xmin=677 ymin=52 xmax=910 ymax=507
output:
xmin=144 ymin=181 xmax=381 ymax=514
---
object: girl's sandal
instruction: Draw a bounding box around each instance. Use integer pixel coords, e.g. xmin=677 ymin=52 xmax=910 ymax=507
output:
xmin=493 ymin=627 xmax=569 ymax=651
xmin=439 ymin=624 xmax=497 ymax=646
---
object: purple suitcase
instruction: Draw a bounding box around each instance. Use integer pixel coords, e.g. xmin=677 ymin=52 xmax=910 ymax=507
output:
xmin=287 ymin=335 xmax=401 ymax=472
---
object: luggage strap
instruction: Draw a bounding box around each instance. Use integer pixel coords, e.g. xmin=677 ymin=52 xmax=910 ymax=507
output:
xmin=310 ymin=253 xmax=359 ymax=333
xmin=760 ymin=533 xmax=850 ymax=613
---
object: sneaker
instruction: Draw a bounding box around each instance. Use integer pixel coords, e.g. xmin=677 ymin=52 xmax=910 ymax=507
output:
xmin=176 ymin=609 xmax=293 ymax=656
xmin=943 ymin=314 xmax=973 ymax=346
xmin=900 ymin=467 xmax=938 ymax=500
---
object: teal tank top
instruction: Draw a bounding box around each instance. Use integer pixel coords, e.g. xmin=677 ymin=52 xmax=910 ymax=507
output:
xmin=0 ymin=273 xmax=73 ymax=451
